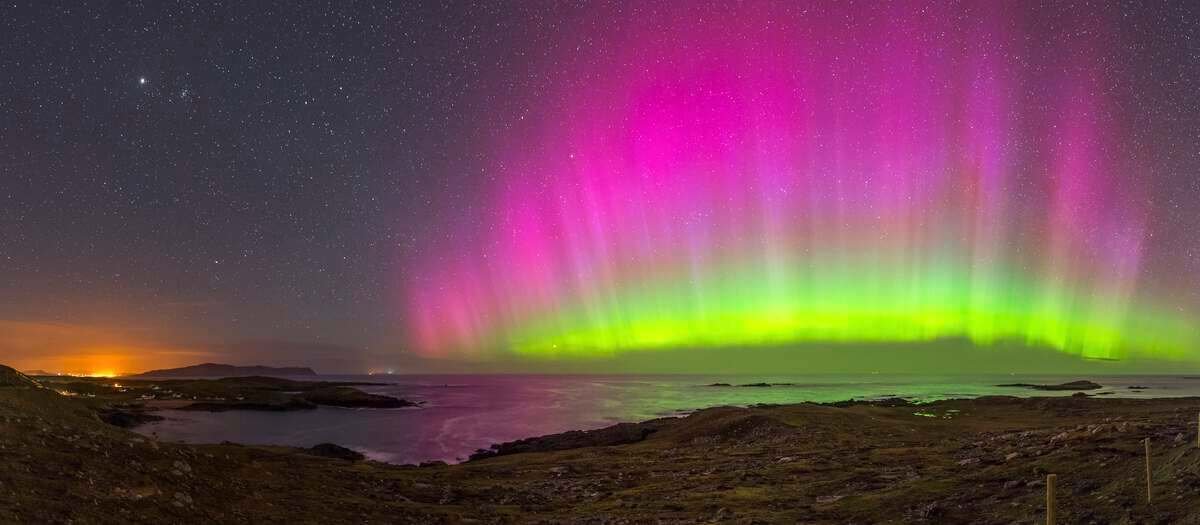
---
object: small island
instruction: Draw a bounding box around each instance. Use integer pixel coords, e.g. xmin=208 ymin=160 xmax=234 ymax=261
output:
xmin=995 ymin=380 xmax=1103 ymax=391
xmin=705 ymin=382 xmax=796 ymax=388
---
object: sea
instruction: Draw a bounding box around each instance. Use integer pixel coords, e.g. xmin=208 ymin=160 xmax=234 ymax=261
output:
xmin=133 ymin=374 xmax=1200 ymax=465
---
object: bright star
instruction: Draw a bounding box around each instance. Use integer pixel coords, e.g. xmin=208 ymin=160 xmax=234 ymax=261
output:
xmin=139 ymin=77 xmax=146 ymax=85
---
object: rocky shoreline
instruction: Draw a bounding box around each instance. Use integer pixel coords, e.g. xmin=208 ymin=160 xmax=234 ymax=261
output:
xmin=6 ymin=365 xmax=1200 ymax=523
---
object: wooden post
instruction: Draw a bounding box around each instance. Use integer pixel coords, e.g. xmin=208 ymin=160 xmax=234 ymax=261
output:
xmin=1144 ymin=438 xmax=1152 ymax=504
xmin=1045 ymin=473 xmax=1056 ymax=525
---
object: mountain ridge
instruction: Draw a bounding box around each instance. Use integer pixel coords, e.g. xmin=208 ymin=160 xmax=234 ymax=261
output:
xmin=130 ymin=362 xmax=317 ymax=378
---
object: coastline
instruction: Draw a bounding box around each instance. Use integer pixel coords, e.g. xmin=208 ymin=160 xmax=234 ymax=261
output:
xmin=6 ymin=366 xmax=1200 ymax=522
xmin=123 ymin=373 xmax=1193 ymax=465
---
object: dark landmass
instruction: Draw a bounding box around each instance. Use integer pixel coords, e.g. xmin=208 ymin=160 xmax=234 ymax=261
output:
xmin=98 ymin=407 xmax=166 ymax=428
xmin=34 ymin=373 xmax=417 ymax=415
xmin=22 ymin=369 xmax=53 ymax=376
xmin=131 ymin=362 xmax=317 ymax=378
xmin=706 ymin=382 xmax=796 ymax=388
xmin=6 ymin=364 xmax=1200 ymax=523
xmin=470 ymin=420 xmax=670 ymax=461
xmin=824 ymin=396 xmax=913 ymax=408
xmin=299 ymin=386 xmax=420 ymax=408
xmin=305 ymin=443 xmax=366 ymax=461
xmin=996 ymin=380 xmax=1103 ymax=391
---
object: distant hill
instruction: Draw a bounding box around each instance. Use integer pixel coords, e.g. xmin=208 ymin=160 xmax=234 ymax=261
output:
xmin=130 ymin=363 xmax=317 ymax=378
xmin=22 ymin=370 xmax=53 ymax=376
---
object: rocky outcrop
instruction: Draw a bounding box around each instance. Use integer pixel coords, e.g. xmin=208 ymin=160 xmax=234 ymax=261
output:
xmin=470 ymin=420 xmax=667 ymax=461
xmin=306 ymin=443 xmax=365 ymax=461
xmin=97 ymin=408 xmax=165 ymax=428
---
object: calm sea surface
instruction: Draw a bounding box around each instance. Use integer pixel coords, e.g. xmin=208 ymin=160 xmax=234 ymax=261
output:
xmin=134 ymin=374 xmax=1200 ymax=464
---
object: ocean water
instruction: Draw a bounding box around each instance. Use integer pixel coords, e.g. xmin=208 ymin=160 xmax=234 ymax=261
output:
xmin=134 ymin=374 xmax=1200 ymax=465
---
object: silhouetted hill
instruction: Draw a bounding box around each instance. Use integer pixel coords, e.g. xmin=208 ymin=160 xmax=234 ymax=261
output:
xmin=130 ymin=363 xmax=316 ymax=378
xmin=0 ymin=365 xmax=42 ymax=388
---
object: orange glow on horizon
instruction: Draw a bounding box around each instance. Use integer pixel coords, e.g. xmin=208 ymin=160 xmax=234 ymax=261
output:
xmin=1 ymin=320 xmax=218 ymax=376
xmin=55 ymin=347 xmax=140 ymax=377
xmin=43 ymin=346 xmax=198 ymax=377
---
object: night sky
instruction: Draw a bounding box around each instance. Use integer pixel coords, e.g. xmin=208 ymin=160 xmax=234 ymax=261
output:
xmin=2 ymin=2 xmax=1198 ymax=375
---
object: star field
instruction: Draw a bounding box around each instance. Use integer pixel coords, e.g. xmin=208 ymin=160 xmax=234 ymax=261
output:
xmin=0 ymin=1 xmax=581 ymax=371
xmin=0 ymin=1 xmax=1198 ymax=373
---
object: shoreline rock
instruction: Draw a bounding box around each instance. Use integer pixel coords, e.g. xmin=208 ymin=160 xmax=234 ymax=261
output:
xmin=470 ymin=420 xmax=668 ymax=461
xmin=306 ymin=443 xmax=365 ymax=461
xmin=98 ymin=408 xmax=165 ymax=428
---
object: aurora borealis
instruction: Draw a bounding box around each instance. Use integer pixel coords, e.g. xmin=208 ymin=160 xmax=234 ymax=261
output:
xmin=408 ymin=2 xmax=1198 ymax=362
xmin=3 ymin=2 xmax=1199 ymax=373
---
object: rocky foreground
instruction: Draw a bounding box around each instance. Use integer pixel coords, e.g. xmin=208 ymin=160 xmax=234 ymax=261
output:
xmin=4 ymin=365 xmax=1200 ymax=524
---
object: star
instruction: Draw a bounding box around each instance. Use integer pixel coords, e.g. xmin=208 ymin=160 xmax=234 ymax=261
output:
xmin=139 ymin=77 xmax=147 ymax=85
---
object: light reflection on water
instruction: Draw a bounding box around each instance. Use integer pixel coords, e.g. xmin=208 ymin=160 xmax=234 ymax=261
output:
xmin=134 ymin=374 xmax=1200 ymax=465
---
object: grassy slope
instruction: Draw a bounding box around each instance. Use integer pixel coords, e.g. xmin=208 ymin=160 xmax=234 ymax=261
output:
xmin=5 ymin=365 xmax=1200 ymax=523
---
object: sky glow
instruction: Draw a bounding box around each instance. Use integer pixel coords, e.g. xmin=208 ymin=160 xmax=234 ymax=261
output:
xmin=408 ymin=2 xmax=1197 ymax=362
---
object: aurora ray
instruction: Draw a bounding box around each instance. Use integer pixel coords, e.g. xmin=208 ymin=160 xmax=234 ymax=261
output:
xmin=406 ymin=2 xmax=1197 ymax=361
